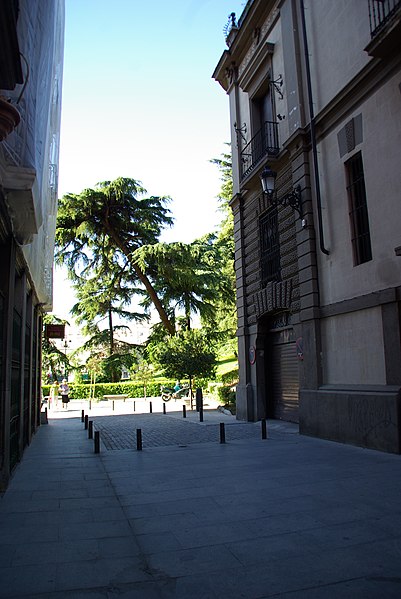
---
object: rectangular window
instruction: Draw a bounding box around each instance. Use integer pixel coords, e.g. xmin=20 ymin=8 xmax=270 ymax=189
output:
xmin=260 ymin=207 xmax=280 ymax=286
xmin=346 ymin=153 xmax=372 ymax=265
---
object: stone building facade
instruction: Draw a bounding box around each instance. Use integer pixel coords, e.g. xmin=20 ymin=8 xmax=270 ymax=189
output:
xmin=0 ymin=0 xmax=64 ymax=489
xmin=213 ymin=0 xmax=401 ymax=452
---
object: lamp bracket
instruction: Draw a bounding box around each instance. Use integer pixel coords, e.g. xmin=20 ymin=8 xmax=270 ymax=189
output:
xmin=270 ymin=185 xmax=303 ymax=219
xmin=270 ymin=74 xmax=284 ymax=100
xmin=234 ymin=121 xmax=247 ymax=147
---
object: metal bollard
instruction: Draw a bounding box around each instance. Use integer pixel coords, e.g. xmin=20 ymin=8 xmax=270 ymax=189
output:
xmin=182 ymin=404 xmax=186 ymax=418
xmin=84 ymin=414 xmax=89 ymax=430
xmin=149 ymin=401 xmax=152 ymax=414
xmin=94 ymin=431 xmax=100 ymax=453
xmin=163 ymin=403 xmax=166 ymax=414
xmin=261 ymin=419 xmax=267 ymax=439
xmin=112 ymin=400 xmax=115 ymax=411
xmin=220 ymin=422 xmax=226 ymax=444
xmin=89 ymin=399 xmax=92 ymax=411
xmin=136 ymin=428 xmax=142 ymax=451
xmin=88 ymin=420 xmax=93 ymax=439
xmin=133 ymin=400 xmax=136 ymax=412
xmin=81 ymin=410 xmax=85 ymax=423
xmin=199 ymin=405 xmax=203 ymax=422
xmin=195 ymin=388 xmax=203 ymax=412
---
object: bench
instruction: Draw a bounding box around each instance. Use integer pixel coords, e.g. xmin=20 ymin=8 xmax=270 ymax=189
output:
xmin=102 ymin=394 xmax=129 ymax=402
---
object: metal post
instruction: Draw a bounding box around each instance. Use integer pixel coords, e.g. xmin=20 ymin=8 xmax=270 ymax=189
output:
xmin=261 ymin=419 xmax=267 ymax=439
xmin=112 ymin=400 xmax=115 ymax=411
xmin=84 ymin=414 xmax=88 ymax=430
xmin=136 ymin=428 xmax=142 ymax=451
xmin=220 ymin=422 xmax=226 ymax=444
xmin=133 ymin=400 xmax=136 ymax=412
xmin=149 ymin=401 xmax=152 ymax=413
xmin=199 ymin=404 xmax=203 ymax=422
xmin=89 ymin=399 xmax=92 ymax=411
xmin=196 ymin=388 xmax=203 ymax=412
xmin=81 ymin=410 xmax=85 ymax=423
xmin=94 ymin=431 xmax=100 ymax=453
xmin=163 ymin=403 xmax=166 ymax=414
xmin=182 ymin=405 xmax=186 ymax=418
xmin=88 ymin=420 xmax=93 ymax=439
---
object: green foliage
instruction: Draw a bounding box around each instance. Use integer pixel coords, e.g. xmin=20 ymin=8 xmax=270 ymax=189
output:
xmin=217 ymin=385 xmax=236 ymax=406
xmin=55 ymin=176 xmax=175 ymax=335
xmin=220 ymin=367 xmax=239 ymax=385
xmin=203 ymin=147 xmax=237 ymax=357
xmin=42 ymin=381 xmax=164 ymax=400
xmin=134 ymin=235 xmax=226 ymax=331
xmin=150 ymin=329 xmax=217 ymax=383
xmin=41 ymin=314 xmax=71 ymax=383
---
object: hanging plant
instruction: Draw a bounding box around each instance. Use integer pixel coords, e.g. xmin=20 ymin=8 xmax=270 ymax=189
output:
xmin=0 ymin=95 xmax=21 ymax=141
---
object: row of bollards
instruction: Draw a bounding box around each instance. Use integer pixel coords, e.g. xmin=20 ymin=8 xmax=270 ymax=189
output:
xmin=134 ymin=419 xmax=268 ymax=450
xmin=81 ymin=409 xmax=100 ymax=453
xmin=80 ymin=403 xmax=268 ymax=454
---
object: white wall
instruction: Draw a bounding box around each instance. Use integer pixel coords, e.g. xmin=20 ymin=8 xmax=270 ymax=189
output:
xmin=321 ymin=307 xmax=386 ymax=385
xmin=317 ymin=71 xmax=401 ymax=305
xmin=305 ymin=0 xmax=371 ymax=113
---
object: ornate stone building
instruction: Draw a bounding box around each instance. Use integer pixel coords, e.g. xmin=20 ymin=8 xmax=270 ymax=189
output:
xmin=0 ymin=0 xmax=64 ymax=488
xmin=213 ymin=0 xmax=401 ymax=452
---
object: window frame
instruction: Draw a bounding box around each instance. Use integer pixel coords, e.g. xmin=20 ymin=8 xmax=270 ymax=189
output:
xmin=346 ymin=152 xmax=372 ymax=266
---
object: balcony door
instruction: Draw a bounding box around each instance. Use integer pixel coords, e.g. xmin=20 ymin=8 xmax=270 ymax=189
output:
xmin=251 ymin=80 xmax=275 ymax=160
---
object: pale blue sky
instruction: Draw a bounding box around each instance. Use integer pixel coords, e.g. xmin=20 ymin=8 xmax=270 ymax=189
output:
xmin=54 ymin=0 xmax=246 ymax=319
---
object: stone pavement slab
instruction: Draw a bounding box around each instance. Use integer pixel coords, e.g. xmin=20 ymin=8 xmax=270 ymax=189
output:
xmin=0 ymin=407 xmax=401 ymax=598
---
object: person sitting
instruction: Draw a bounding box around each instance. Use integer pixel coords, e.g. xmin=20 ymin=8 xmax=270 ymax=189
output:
xmin=174 ymin=381 xmax=182 ymax=392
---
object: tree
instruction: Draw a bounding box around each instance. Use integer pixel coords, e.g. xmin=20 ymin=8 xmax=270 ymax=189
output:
xmin=134 ymin=235 xmax=226 ymax=331
xmin=150 ymin=329 xmax=217 ymax=396
xmin=42 ymin=314 xmax=70 ymax=383
xmin=55 ymin=177 xmax=176 ymax=335
xmin=206 ymin=147 xmax=237 ymax=355
xmin=131 ymin=358 xmax=154 ymax=400
xmin=70 ymin=263 xmax=145 ymax=382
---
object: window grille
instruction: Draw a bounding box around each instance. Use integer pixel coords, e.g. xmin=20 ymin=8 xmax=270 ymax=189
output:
xmin=346 ymin=153 xmax=372 ymax=265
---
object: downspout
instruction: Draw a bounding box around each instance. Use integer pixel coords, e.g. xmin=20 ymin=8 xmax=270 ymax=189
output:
xmin=300 ymin=0 xmax=329 ymax=255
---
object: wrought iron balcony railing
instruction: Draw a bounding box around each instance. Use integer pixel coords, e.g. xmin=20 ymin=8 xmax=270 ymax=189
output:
xmin=368 ymin=0 xmax=401 ymax=36
xmin=240 ymin=120 xmax=279 ymax=181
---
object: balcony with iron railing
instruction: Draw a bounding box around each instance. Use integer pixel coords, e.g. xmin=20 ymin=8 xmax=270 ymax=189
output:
xmin=365 ymin=0 xmax=401 ymax=56
xmin=240 ymin=120 xmax=279 ymax=181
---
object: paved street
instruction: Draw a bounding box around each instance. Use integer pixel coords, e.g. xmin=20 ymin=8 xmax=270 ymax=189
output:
xmin=0 ymin=401 xmax=400 ymax=598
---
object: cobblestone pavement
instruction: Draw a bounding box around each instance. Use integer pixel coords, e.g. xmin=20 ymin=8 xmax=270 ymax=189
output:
xmin=91 ymin=412 xmax=275 ymax=450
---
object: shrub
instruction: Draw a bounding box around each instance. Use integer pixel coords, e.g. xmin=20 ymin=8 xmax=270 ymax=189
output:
xmin=220 ymin=368 xmax=239 ymax=385
xmin=217 ymin=385 xmax=236 ymax=405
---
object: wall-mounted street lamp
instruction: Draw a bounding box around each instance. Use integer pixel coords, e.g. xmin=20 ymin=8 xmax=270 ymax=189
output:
xmin=260 ymin=165 xmax=304 ymax=221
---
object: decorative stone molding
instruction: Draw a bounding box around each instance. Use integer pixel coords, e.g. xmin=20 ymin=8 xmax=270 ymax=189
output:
xmin=1 ymin=163 xmax=41 ymax=244
xmin=253 ymin=279 xmax=293 ymax=318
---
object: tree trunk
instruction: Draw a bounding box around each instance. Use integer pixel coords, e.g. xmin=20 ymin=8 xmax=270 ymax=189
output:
xmin=107 ymin=226 xmax=175 ymax=336
xmin=108 ymin=308 xmax=114 ymax=356
xmin=185 ymin=297 xmax=191 ymax=330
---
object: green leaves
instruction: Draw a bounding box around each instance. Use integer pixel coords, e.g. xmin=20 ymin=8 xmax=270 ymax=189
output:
xmin=151 ymin=329 xmax=217 ymax=382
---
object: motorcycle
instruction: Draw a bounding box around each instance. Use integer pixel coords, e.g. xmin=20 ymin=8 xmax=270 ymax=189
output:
xmin=161 ymin=385 xmax=190 ymax=402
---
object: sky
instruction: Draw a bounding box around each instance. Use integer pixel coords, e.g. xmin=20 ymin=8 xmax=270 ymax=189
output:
xmin=53 ymin=0 xmax=247 ymax=323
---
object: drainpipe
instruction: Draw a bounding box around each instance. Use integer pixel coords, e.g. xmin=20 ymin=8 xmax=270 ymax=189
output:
xmin=300 ymin=0 xmax=329 ymax=255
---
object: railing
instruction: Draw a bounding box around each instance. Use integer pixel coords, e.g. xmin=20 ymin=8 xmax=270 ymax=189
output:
xmin=240 ymin=121 xmax=279 ymax=181
xmin=368 ymin=0 xmax=401 ymax=36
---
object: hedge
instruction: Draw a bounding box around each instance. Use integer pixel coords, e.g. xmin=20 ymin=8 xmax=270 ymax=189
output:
xmin=220 ymin=368 xmax=239 ymax=385
xmin=43 ymin=381 xmax=173 ymax=400
xmin=41 ymin=379 xmax=205 ymax=400
xmin=217 ymin=385 xmax=236 ymax=405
